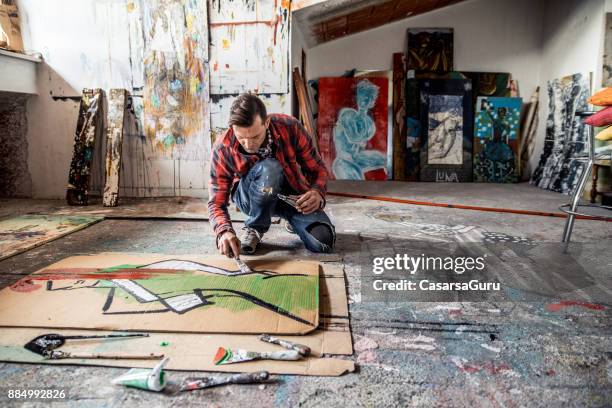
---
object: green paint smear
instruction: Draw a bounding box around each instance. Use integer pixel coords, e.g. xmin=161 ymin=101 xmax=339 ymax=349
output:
xmin=86 ymin=263 xmax=318 ymax=317
xmin=163 ymin=134 xmax=175 ymax=148
xmin=135 ymin=274 xmax=318 ymax=314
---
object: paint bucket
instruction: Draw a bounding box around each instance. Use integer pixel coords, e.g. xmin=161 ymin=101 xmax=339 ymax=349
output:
xmin=111 ymin=357 xmax=169 ymax=392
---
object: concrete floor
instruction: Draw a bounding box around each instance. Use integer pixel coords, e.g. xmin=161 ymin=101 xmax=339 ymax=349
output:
xmin=0 ymin=182 xmax=610 ymax=407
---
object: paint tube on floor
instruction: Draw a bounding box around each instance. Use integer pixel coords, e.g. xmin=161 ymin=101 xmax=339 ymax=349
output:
xmin=213 ymin=347 xmax=301 ymax=365
xmin=111 ymin=357 xmax=169 ymax=391
xmin=258 ymin=334 xmax=311 ymax=357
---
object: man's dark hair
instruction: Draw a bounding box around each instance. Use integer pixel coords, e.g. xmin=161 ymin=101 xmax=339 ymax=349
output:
xmin=228 ymin=93 xmax=267 ymax=127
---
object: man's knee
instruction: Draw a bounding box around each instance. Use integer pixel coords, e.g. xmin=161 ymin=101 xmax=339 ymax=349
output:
xmin=252 ymin=159 xmax=284 ymax=193
xmin=304 ymin=222 xmax=335 ymax=253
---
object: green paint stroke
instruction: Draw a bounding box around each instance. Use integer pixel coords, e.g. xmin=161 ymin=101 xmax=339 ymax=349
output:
xmin=86 ymin=263 xmax=318 ymax=317
xmin=135 ymin=274 xmax=319 ymax=315
xmin=162 ymin=134 xmax=175 ymax=148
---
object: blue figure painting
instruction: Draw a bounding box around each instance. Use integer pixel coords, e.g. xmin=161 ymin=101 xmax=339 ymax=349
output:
xmin=318 ymin=77 xmax=389 ymax=180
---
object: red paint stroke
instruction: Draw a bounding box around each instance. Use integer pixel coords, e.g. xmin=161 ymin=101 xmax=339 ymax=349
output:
xmin=213 ymin=61 xmax=218 ymax=71
xmin=9 ymin=279 xmax=42 ymax=293
xmin=546 ymin=301 xmax=606 ymax=312
xmin=30 ymin=268 xmax=184 ymax=281
xmin=213 ymin=347 xmax=228 ymax=364
xmin=460 ymin=361 xmax=511 ymax=375
xmin=327 ymin=192 xmax=612 ymax=222
xmin=8 ymin=268 xmax=188 ymax=292
xmin=273 ymin=14 xmax=279 ymax=46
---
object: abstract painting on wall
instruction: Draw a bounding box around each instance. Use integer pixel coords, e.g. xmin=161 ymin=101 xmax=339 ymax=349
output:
xmin=419 ymin=79 xmax=473 ymax=182
xmin=473 ymin=97 xmax=522 ymax=183
xmin=317 ymin=77 xmax=389 ymax=180
xmin=126 ymin=0 xmax=210 ymax=161
xmin=208 ymin=0 xmax=290 ymax=94
xmin=531 ymin=73 xmax=591 ymax=194
xmin=406 ymin=28 xmax=453 ymax=73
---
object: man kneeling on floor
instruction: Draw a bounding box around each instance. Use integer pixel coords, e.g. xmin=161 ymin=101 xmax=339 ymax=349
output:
xmin=208 ymin=93 xmax=335 ymax=257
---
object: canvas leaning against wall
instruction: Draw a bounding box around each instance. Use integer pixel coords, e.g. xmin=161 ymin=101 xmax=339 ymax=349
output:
xmin=406 ymin=28 xmax=453 ymax=73
xmin=317 ymin=77 xmax=389 ymax=181
xmin=419 ymin=79 xmax=473 ymax=182
xmin=473 ymin=97 xmax=522 ymax=183
xmin=531 ymin=72 xmax=591 ymax=194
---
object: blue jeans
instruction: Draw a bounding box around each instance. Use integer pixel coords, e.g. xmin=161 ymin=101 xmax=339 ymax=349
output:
xmin=231 ymin=158 xmax=336 ymax=253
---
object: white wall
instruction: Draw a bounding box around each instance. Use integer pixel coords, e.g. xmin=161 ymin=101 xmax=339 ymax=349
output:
xmin=17 ymin=0 xmax=292 ymax=199
xmin=305 ymin=0 xmax=549 ymax=172
xmin=304 ymin=0 xmax=609 ymax=176
xmin=18 ymin=0 xmax=133 ymax=199
xmin=306 ymin=0 xmax=545 ymax=101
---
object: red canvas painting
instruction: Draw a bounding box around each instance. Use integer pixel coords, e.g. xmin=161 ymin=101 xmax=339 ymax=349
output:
xmin=317 ymin=77 xmax=389 ymax=180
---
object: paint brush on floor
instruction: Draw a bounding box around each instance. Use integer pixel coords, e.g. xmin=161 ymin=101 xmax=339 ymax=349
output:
xmin=213 ymin=347 xmax=301 ymax=365
xmin=23 ymin=333 xmax=149 ymax=359
xmin=44 ymin=350 xmax=164 ymax=360
xmin=180 ymin=371 xmax=269 ymax=392
xmin=259 ymin=334 xmax=311 ymax=357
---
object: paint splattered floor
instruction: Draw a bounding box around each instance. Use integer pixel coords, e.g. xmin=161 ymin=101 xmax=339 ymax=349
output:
xmin=0 ymin=183 xmax=610 ymax=407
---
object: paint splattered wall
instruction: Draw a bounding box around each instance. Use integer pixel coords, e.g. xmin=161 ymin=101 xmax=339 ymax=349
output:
xmin=209 ymin=0 xmax=290 ymax=94
xmin=208 ymin=0 xmax=292 ymax=137
xmin=17 ymin=0 xmax=292 ymax=198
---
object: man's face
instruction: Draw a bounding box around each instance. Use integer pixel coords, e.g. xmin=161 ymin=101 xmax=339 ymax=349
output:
xmin=233 ymin=115 xmax=269 ymax=153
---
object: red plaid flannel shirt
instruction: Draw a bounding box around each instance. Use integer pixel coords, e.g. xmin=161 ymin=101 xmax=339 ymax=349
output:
xmin=208 ymin=113 xmax=327 ymax=239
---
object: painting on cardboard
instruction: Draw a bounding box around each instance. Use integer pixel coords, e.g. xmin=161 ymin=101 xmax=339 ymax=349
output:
xmin=0 ymin=215 xmax=103 ymax=261
xmin=406 ymin=28 xmax=453 ymax=73
xmin=473 ymin=97 xmax=522 ymax=183
xmin=317 ymin=77 xmax=389 ymax=180
xmin=0 ymin=255 xmax=319 ymax=335
xmin=419 ymin=79 xmax=473 ymax=182
xmin=531 ymin=72 xmax=591 ymax=194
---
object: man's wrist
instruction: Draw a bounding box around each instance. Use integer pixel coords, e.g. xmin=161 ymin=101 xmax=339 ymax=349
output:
xmin=216 ymin=228 xmax=235 ymax=247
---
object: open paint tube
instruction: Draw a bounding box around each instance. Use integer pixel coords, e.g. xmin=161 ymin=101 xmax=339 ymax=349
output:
xmin=111 ymin=357 xmax=169 ymax=392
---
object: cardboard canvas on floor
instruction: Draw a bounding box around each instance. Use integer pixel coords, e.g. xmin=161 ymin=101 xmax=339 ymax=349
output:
xmin=0 ymin=215 xmax=103 ymax=261
xmin=0 ymin=259 xmax=353 ymax=376
xmin=0 ymin=253 xmax=319 ymax=334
